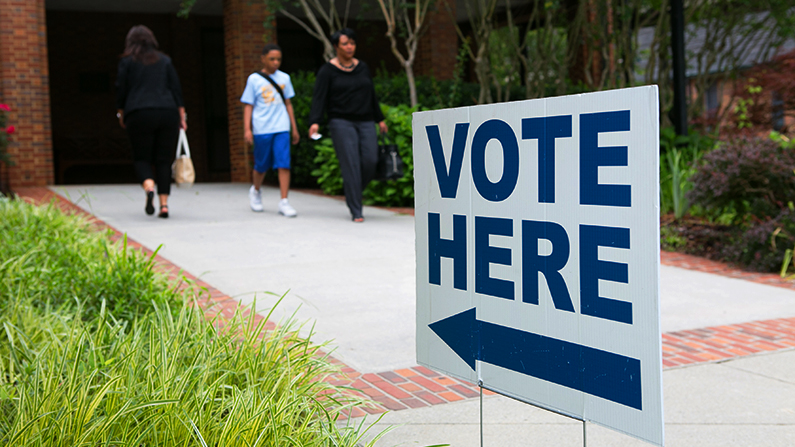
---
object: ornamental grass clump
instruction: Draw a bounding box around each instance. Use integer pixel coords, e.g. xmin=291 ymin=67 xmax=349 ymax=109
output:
xmin=0 ymin=297 xmax=382 ymax=446
xmin=0 ymin=198 xmax=389 ymax=446
xmin=0 ymin=197 xmax=181 ymax=321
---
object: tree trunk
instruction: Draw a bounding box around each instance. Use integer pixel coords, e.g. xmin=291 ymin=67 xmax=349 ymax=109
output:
xmin=405 ymin=63 xmax=418 ymax=107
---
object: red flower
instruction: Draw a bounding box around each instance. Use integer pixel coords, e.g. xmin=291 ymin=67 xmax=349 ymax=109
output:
xmin=5 ymin=125 xmax=14 ymax=134
xmin=0 ymin=104 xmax=9 ymax=112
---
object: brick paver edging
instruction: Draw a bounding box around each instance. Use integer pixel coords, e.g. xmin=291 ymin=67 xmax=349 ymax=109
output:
xmin=661 ymin=251 xmax=795 ymax=290
xmin=11 ymin=187 xmax=795 ymax=420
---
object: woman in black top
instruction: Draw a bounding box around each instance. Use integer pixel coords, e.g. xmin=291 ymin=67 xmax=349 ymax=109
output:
xmin=308 ymin=28 xmax=387 ymax=222
xmin=116 ymin=25 xmax=186 ymax=218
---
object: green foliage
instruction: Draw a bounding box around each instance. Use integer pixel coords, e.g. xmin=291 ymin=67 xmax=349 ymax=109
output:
xmin=488 ymin=27 xmax=523 ymax=102
xmin=723 ymin=207 xmax=795 ymax=273
xmin=687 ymin=136 xmax=795 ymax=223
xmin=363 ymin=104 xmax=417 ymax=206
xmin=660 ymin=225 xmax=687 ymax=251
xmin=310 ymin=135 xmax=343 ymax=196
xmin=732 ymin=83 xmax=763 ymax=130
xmin=0 ymin=298 xmax=386 ymax=446
xmin=374 ymin=68 xmax=479 ymax=110
xmin=286 ymin=70 xmax=320 ymax=188
xmin=770 ymin=131 xmax=795 ymax=150
xmin=0 ymin=198 xmax=389 ymax=446
xmin=659 ymin=127 xmax=717 ymax=219
xmin=0 ymin=198 xmax=181 ymax=321
xmin=0 ymin=104 xmax=13 ymax=165
xmin=681 ymin=133 xmax=795 ymax=273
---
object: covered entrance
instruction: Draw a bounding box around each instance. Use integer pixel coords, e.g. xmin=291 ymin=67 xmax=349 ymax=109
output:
xmin=1 ymin=0 xmax=457 ymax=189
xmin=46 ymin=0 xmax=231 ymax=184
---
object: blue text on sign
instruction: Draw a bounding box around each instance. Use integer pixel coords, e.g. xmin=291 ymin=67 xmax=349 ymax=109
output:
xmin=425 ymin=110 xmax=634 ymax=325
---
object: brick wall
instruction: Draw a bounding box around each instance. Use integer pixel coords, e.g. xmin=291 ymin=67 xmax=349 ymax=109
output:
xmin=0 ymin=0 xmax=54 ymax=187
xmin=415 ymin=0 xmax=458 ymax=80
xmin=223 ymin=0 xmax=275 ymax=183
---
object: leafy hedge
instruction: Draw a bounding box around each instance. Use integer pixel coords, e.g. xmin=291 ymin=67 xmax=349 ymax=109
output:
xmin=687 ymin=136 xmax=795 ymax=222
xmin=685 ymin=134 xmax=795 ymax=273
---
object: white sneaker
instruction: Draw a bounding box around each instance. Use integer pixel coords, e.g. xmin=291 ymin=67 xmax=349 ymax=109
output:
xmin=278 ymin=198 xmax=297 ymax=217
xmin=249 ymin=186 xmax=263 ymax=212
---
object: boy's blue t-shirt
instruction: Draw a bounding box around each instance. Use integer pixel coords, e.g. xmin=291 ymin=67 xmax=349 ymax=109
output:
xmin=240 ymin=70 xmax=295 ymax=135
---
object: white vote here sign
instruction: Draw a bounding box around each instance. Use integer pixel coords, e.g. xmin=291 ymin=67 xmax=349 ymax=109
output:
xmin=414 ymin=86 xmax=663 ymax=446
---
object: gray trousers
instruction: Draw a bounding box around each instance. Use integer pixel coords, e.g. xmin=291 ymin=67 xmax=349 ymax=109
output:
xmin=328 ymin=118 xmax=378 ymax=218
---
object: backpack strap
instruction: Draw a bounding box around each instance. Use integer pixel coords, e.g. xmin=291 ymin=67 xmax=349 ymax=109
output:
xmin=254 ymin=71 xmax=286 ymax=104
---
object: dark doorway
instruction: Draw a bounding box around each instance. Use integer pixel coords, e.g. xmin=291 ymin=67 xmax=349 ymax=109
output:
xmin=201 ymin=28 xmax=231 ymax=179
xmin=47 ymin=10 xmax=229 ymax=184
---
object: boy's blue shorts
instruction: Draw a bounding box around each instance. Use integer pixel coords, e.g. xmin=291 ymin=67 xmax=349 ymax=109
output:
xmin=253 ymin=131 xmax=290 ymax=172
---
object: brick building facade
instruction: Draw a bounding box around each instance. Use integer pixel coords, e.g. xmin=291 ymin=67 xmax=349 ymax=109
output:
xmin=0 ymin=0 xmax=53 ymax=188
xmin=0 ymin=0 xmax=458 ymax=189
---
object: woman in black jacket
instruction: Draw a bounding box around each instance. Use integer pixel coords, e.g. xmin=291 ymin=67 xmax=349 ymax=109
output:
xmin=116 ymin=25 xmax=186 ymax=218
xmin=308 ymin=28 xmax=387 ymax=223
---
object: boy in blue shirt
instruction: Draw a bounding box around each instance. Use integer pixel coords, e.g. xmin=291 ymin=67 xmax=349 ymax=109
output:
xmin=241 ymin=43 xmax=300 ymax=216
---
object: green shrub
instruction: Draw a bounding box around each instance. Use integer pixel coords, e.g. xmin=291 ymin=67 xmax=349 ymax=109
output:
xmin=310 ymin=135 xmax=343 ymax=195
xmin=722 ymin=207 xmax=795 ymax=273
xmin=279 ymin=70 xmax=319 ymax=188
xmin=660 ymin=225 xmax=688 ymax=251
xmin=687 ymin=136 xmax=795 ymax=222
xmin=374 ymin=70 xmax=480 ymax=110
xmin=363 ymin=104 xmax=417 ymax=206
xmin=683 ymin=134 xmax=795 ymax=273
xmin=0 ymin=198 xmax=180 ymax=321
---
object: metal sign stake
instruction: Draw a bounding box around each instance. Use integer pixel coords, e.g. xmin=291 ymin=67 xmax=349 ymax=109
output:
xmin=583 ymin=420 xmax=587 ymax=447
xmin=478 ymin=380 xmax=484 ymax=447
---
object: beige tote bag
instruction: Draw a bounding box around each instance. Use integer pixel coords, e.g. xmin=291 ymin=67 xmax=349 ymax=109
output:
xmin=172 ymin=128 xmax=195 ymax=188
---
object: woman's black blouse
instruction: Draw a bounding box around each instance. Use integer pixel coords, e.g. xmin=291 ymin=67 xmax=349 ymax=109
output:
xmin=116 ymin=54 xmax=184 ymax=115
xmin=308 ymin=61 xmax=385 ymax=125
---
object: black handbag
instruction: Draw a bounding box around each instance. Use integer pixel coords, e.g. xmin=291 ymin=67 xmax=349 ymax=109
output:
xmin=376 ymin=134 xmax=404 ymax=181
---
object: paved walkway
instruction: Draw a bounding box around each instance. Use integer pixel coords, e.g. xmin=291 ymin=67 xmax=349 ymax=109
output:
xmin=15 ymin=184 xmax=795 ymax=446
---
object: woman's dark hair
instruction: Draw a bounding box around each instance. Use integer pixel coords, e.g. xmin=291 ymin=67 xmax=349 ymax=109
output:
xmin=122 ymin=25 xmax=160 ymax=64
xmin=330 ymin=28 xmax=357 ymax=47
xmin=262 ymin=43 xmax=282 ymax=55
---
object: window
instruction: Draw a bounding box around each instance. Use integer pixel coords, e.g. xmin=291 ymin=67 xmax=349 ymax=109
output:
xmin=705 ymin=82 xmax=719 ymax=116
xmin=772 ymin=91 xmax=785 ymax=131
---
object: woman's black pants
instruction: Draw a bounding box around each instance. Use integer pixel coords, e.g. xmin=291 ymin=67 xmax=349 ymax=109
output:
xmin=125 ymin=108 xmax=179 ymax=196
xmin=328 ymin=118 xmax=378 ymax=219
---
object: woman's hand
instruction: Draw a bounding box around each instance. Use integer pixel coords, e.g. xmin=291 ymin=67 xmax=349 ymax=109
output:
xmin=378 ymin=121 xmax=388 ymax=134
xmin=308 ymin=123 xmax=320 ymax=139
xmin=117 ymin=110 xmax=125 ymax=129
xmin=179 ymin=107 xmax=188 ymax=131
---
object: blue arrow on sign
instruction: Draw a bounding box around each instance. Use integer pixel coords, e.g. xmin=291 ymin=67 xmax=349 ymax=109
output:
xmin=429 ymin=308 xmax=642 ymax=410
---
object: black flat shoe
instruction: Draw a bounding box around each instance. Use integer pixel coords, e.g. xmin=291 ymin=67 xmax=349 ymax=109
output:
xmin=145 ymin=190 xmax=155 ymax=215
xmin=158 ymin=205 xmax=169 ymax=219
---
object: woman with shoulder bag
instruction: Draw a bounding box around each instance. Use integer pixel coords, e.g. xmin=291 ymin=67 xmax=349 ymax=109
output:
xmin=116 ymin=25 xmax=187 ymax=218
xmin=308 ymin=28 xmax=388 ymax=223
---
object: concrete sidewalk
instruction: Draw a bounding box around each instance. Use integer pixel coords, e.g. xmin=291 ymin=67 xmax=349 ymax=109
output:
xmin=49 ymin=183 xmax=795 ymax=446
xmin=364 ymin=349 xmax=795 ymax=447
